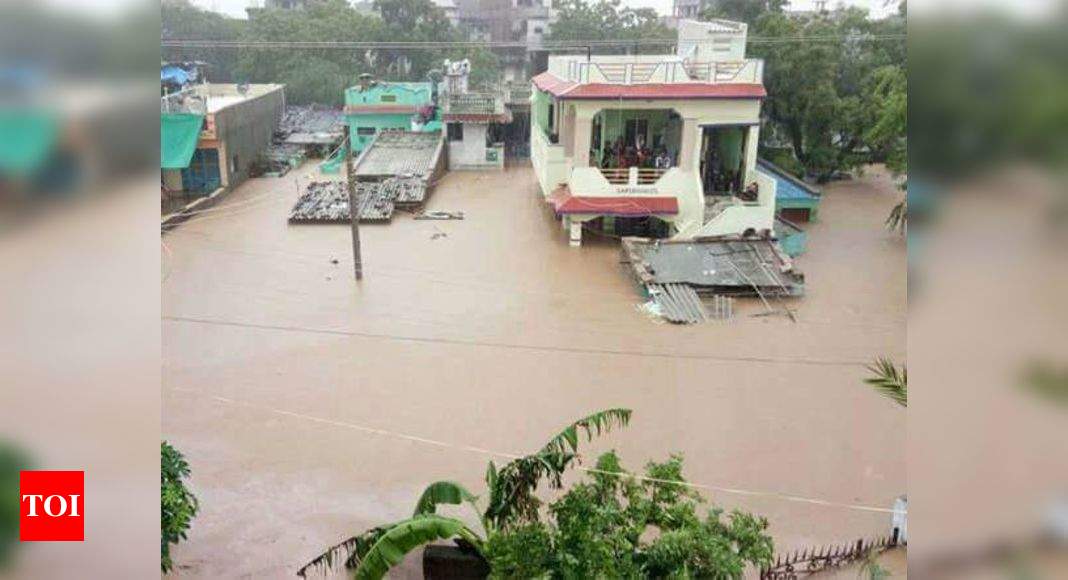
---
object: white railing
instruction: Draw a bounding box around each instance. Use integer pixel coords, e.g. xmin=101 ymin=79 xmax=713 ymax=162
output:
xmin=161 ymin=87 xmax=207 ymax=114
xmin=560 ymin=58 xmax=762 ymax=85
xmin=599 ymin=167 xmax=667 ymax=185
xmin=443 ymin=92 xmax=505 ymax=115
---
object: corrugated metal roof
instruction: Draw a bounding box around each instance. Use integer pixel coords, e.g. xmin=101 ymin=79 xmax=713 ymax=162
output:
xmin=757 ymin=159 xmax=820 ymax=202
xmin=353 ymin=130 xmax=443 ymax=177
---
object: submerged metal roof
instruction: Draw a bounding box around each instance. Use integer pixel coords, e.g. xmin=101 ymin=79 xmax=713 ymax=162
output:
xmin=621 ymin=237 xmax=804 ymax=296
xmin=353 ymin=130 xmax=443 ymax=178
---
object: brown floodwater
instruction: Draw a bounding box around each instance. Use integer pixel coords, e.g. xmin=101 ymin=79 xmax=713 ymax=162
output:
xmin=162 ymin=162 xmax=906 ymax=577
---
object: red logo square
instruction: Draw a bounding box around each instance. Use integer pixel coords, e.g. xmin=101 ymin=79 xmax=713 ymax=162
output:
xmin=19 ymin=471 xmax=84 ymax=542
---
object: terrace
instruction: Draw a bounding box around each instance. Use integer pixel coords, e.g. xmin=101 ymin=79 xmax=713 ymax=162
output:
xmin=547 ymin=55 xmax=764 ymax=86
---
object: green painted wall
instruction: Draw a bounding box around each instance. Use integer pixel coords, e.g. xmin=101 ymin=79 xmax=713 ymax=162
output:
xmin=346 ymin=113 xmax=415 ymax=153
xmin=345 ymin=82 xmax=433 ymax=153
xmin=593 ymin=109 xmax=674 ymax=165
xmin=532 ymin=88 xmax=552 ymax=137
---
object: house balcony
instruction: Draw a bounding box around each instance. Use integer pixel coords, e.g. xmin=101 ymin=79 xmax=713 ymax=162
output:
xmin=550 ymin=57 xmax=764 ymax=85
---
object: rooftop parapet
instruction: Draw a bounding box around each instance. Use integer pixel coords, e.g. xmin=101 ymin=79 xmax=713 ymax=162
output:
xmin=547 ymin=55 xmax=763 ymax=86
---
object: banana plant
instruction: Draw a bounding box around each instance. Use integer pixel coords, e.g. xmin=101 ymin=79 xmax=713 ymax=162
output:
xmin=298 ymin=408 xmax=632 ymax=579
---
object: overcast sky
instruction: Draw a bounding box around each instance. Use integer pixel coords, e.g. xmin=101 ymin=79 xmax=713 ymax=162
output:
xmin=187 ymin=0 xmax=898 ymax=20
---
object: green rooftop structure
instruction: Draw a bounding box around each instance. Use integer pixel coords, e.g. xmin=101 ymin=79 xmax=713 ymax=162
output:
xmin=343 ymin=78 xmax=434 ymax=154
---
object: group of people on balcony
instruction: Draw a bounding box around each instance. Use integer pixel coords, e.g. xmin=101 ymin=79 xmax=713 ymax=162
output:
xmin=598 ymin=136 xmax=674 ymax=171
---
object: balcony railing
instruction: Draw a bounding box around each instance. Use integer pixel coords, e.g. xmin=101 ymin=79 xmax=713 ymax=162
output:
xmin=561 ymin=59 xmax=762 ymax=85
xmin=443 ymin=92 xmax=505 ymax=116
xmin=600 ymin=167 xmax=667 ymax=185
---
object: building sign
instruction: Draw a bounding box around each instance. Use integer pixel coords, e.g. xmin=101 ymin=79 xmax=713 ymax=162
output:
xmin=615 ymin=186 xmax=657 ymax=195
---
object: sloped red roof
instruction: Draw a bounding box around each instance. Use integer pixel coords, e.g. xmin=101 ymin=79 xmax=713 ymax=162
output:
xmin=532 ymin=72 xmax=578 ymax=96
xmin=531 ymin=72 xmax=765 ymax=100
xmin=549 ymin=185 xmax=679 ymax=216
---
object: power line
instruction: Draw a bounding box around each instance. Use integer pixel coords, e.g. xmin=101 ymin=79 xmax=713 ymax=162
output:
xmin=163 ymin=314 xmax=868 ymax=368
xmin=161 ymin=35 xmax=905 ymax=51
xmin=168 ymin=385 xmax=904 ymax=515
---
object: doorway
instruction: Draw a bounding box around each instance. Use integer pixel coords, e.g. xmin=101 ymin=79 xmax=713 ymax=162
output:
xmin=700 ymin=125 xmax=749 ymax=198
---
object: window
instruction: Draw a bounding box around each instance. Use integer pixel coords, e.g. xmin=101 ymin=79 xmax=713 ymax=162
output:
xmin=356 ymin=127 xmax=376 ymax=136
xmin=447 ymin=122 xmax=464 ymax=142
xmin=547 ymin=103 xmax=554 ymax=132
xmin=533 ymin=27 xmax=543 ymax=34
xmin=379 ymin=94 xmax=397 ymax=103
xmin=231 ymin=154 xmax=239 ymax=174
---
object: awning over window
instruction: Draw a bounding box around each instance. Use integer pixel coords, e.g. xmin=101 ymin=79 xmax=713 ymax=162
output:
xmin=0 ymin=109 xmax=58 ymax=177
xmin=161 ymin=113 xmax=204 ymax=170
xmin=549 ymin=185 xmax=679 ymax=217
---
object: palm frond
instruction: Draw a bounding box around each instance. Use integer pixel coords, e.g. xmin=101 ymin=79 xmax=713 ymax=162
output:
xmin=484 ymin=409 xmax=632 ymax=529
xmin=296 ymin=525 xmax=391 ymax=577
xmin=885 ymin=200 xmax=907 ymax=234
xmin=353 ymin=516 xmax=483 ymax=580
xmin=413 ymin=480 xmax=478 ymax=517
xmin=539 ymin=408 xmax=632 ymax=457
xmin=864 ymin=357 xmax=907 ymax=407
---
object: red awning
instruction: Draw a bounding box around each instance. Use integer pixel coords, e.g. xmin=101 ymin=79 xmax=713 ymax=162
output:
xmin=549 ymin=185 xmax=679 ymax=216
xmin=531 ymin=72 xmax=765 ymax=100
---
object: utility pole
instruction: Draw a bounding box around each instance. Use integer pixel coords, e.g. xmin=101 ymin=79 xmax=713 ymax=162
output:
xmin=344 ymin=135 xmax=363 ymax=280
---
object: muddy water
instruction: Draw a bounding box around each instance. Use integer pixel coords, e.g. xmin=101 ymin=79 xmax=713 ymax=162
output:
xmin=162 ymin=163 xmax=906 ymax=577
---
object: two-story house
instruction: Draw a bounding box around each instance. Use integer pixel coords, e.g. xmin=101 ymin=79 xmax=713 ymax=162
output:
xmin=529 ymin=19 xmax=778 ymax=247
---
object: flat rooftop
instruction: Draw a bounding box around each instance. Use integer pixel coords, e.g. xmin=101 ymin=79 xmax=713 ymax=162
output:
xmin=192 ymin=83 xmax=285 ymax=113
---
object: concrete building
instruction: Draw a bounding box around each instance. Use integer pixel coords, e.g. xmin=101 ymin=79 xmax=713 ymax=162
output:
xmin=440 ymin=60 xmax=511 ymax=170
xmin=456 ymin=0 xmax=555 ymax=82
xmin=161 ymin=83 xmax=285 ymax=198
xmin=343 ymin=77 xmax=434 ymax=155
xmin=529 ymin=19 xmax=778 ymax=247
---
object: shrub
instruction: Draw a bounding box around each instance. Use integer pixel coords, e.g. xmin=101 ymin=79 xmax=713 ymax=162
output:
xmin=161 ymin=441 xmax=198 ymax=573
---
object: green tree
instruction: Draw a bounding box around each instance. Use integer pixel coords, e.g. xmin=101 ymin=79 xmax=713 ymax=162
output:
xmin=751 ymin=8 xmax=906 ymax=181
xmin=301 ymin=409 xmax=775 ymax=579
xmin=547 ymin=0 xmax=673 ymax=51
xmin=299 ymin=409 xmax=632 ymax=579
xmin=161 ymin=441 xmax=198 ymax=573
xmin=485 ymin=452 xmax=774 ymax=578
xmin=701 ymin=0 xmax=788 ymax=25
xmin=162 ymin=0 xmax=246 ymax=82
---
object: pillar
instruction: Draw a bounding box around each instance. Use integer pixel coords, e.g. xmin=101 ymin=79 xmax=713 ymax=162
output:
xmin=574 ymin=114 xmax=593 ymax=168
xmin=569 ymin=219 xmax=583 ymax=247
xmin=678 ymin=118 xmax=698 ymax=172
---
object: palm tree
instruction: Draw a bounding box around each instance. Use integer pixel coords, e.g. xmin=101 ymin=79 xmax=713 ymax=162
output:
xmin=297 ymin=408 xmax=632 ymax=579
xmin=865 ymin=358 xmax=907 ymax=407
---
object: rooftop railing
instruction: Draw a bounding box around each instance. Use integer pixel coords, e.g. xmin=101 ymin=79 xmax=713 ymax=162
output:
xmin=560 ymin=58 xmax=762 ymax=85
xmin=161 ymin=88 xmax=207 ymax=115
xmin=443 ymin=92 xmax=505 ymax=115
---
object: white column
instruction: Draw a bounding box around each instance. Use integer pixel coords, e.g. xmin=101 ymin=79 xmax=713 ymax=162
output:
xmin=744 ymin=124 xmax=760 ymax=188
xmin=569 ymin=219 xmax=583 ymax=247
xmin=574 ymin=114 xmax=593 ymax=168
xmin=678 ymin=118 xmax=698 ymax=172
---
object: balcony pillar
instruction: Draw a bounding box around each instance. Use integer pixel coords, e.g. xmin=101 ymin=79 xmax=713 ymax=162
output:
xmin=678 ymin=118 xmax=699 ymax=172
xmin=744 ymin=124 xmax=760 ymax=188
xmin=574 ymin=113 xmax=593 ymax=168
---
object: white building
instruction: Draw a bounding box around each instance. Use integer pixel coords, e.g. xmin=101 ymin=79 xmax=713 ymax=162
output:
xmin=529 ymin=19 xmax=777 ymax=247
xmin=441 ymin=60 xmax=512 ymax=171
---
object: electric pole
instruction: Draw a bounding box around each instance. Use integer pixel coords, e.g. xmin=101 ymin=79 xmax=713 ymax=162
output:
xmin=344 ymin=135 xmax=363 ymax=280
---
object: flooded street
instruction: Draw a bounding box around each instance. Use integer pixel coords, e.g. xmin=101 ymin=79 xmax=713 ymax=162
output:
xmin=162 ymin=162 xmax=906 ymax=577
